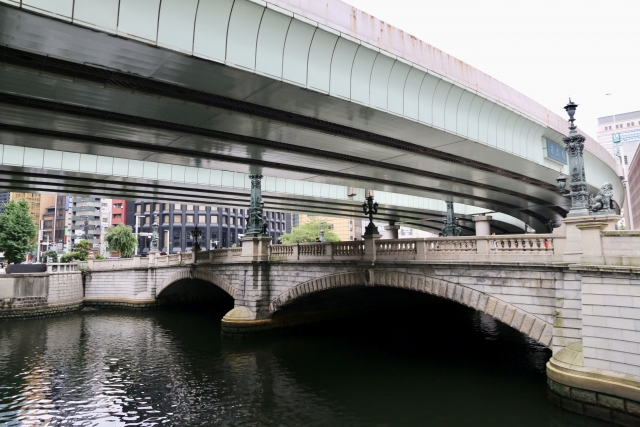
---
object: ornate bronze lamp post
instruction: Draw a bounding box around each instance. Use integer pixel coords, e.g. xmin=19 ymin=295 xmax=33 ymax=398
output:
xmin=557 ymin=99 xmax=590 ymax=216
xmin=556 ymin=99 xmax=616 ymax=216
xmin=442 ymin=202 xmax=462 ymax=236
xmin=149 ymin=211 xmax=159 ymax=253
xmin=190 ymin=224 xmax=202 ymax=252
xmin=246 ymin=174 xmax=268 ymax=237
xmin=362 ymin=193 xmax=379 ymax=236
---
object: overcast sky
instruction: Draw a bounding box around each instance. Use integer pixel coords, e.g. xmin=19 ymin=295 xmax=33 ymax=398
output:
xmin=342 ymin=0 xmax=640 ymax=140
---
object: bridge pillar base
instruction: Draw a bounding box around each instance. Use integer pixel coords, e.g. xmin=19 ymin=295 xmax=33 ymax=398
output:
xmin=221 ymin=306 xmax=273 ymax=340
xmin=547 ymin=343 xmax=640 ymax=425
xmin=562 ymin=215 xmax=621 ymax=263
xmin=240 ymin=236 xmax=272 ymax=261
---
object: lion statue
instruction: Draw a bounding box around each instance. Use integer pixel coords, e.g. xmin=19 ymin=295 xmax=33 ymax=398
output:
xmin=589 ymin=182 xmax=614 ymax=213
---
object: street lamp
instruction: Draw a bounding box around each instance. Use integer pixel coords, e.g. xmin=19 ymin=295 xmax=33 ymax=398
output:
xmin=362 ymin=192 xmax=379 ymax=236
xmin=556 ymin=173 xmax=568 ymax=194
xmin=134 ymin=214 xmax=145 ymax=255
xmin=190 ymin=224 xmax=202 ymax=252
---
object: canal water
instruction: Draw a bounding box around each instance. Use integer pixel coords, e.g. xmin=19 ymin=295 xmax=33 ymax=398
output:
xmin=0 ymin=297 xmax=610 ymax=426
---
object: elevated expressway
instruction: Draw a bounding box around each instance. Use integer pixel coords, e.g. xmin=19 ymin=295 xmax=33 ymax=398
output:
xmin=0 ymin=0 xmax=623 ymax=234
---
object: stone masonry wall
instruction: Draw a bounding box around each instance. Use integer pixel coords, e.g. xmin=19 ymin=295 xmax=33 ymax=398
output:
xmin=85 ymin=269 xmax=159 ymax=301
xmin=428 ymin=264 xmax=563 ymax=326
xmin=48 ymin=272 xmax=83 ymax=303
xmin=554 ymin=270 xmax=583 ymax=354
xmin=580 ymin=266 xmax=640 ymax=377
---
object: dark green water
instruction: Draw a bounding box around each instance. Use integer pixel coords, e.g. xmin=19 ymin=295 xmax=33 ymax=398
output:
xmin=0 ymin=298 xmax=610 ymax=426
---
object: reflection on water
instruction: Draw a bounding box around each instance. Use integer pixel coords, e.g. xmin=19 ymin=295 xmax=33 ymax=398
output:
xmin=0 ymin=298 xmax=610 ymax=426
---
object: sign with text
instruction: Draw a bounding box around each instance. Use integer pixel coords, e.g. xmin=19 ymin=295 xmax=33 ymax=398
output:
xmin=545 ymin=139 xmax=567 ymax=165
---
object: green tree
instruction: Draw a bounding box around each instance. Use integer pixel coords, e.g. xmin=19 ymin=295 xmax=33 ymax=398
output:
xmin=43 ymin=249 xmax=59 ymax=263
xmin=59 ymin=239 xmax=91 ymax=263
xmin=279 ymin=218 xmax=340 ymax=244
xmin=73 ymin=240 xmax=91 ymax=261
xmin=0 ymin=199 xmax=37 ymax=264
xmin=104 ymin=224 xmax=137 ymax=257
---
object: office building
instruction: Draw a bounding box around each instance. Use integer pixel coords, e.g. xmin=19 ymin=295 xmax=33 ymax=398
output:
xmin=0 ymin=192 xmax=9 ymax=214
xmin=126 ymin=201 xmax=291 ymax=253
xmin=293 ymin=214 xmax=361 ymax=241
xmin=597 ymin=111 xmax=640 ymax=169
xmin=70 ymin=197 xmax=102 ymax=248
xmin=628 ymin=152 xmax=640 ymax=229
xmin=40 ymin=195 xmax=68 ymax=253
xmin=111 ymin=200 xmax=128 ymax=226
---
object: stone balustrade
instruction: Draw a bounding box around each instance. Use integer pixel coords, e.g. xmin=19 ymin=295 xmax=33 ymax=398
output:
xmin=46 ymin=263 xmax=80 ymax=273
xmin=50 ymin=229 xmax=639 ymax=271
xmin=267 ymin=235 xmax=564 ymax=263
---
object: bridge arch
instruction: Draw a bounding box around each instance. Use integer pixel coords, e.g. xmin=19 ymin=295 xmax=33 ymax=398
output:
xmin=156 ymin=268 xmax=237 ymax=299
xmin=269 ymin=270 xmax=552 ymax=347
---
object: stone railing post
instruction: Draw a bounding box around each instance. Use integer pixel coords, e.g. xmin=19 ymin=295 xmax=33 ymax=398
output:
xmin=415 ymin=239 xmax=427 ymax=261
xmin=476 ymin=238 xmax=490 ymax=259
xmin=293 ymin=243 xmax=300 ymax=261
xmin=133 ymin=255 xmax=142 ymax=268
xmin=362 ymin=233 xmax=380 ymax=263
xmin=192 ymin=250 xmax=197 ymax=264
xmin=576 ymin=223 xmax=608 ymax=264
xmin=209 ymin=250 xmax=213 ymax=263
xmin=325 ymin=242 xmax=334 ymax=260
xmin=148 ymin=252 xmax=156 ymax=266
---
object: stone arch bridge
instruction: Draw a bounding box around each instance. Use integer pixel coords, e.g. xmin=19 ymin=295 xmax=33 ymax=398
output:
xmin=31 ymin=225 xmax=640 ymax=425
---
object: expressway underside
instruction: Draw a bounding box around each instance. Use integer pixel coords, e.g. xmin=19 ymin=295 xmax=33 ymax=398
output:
xmin=0 ymin=4 xmax=600 ymax=234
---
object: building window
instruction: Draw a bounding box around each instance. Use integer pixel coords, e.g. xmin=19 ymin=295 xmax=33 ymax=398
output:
xmin=198 ymin=215 xmax=206 ymax=224
xmin=625 ymin=156 xmax=628 ymax=165
xmin=211 ymin=207 xmax=218 ymax=212
xmin=186 ymin=215 xmax=194 ymax=223
xmin=113 ymin=214 xmax=122 ymax=219
xmin=239 ymin=218 xmax=244 ymax=227
xmin=136 ymin=204 xmax=141 ymax=212
xmin=174 ymin=214 xmax=182 ymax=223
xmin=163 ymin=214 xmax=169 ymax=224
xmin=114 ymin=203 xmax=122 ymax=209
xmin=187 ymin=205 xmax=194 ymax=211
xmin=173 ymin=230 xmax=181 ymax=249
xmin=211 ymin=215 xmax=218 ymax=224
xmin=230 ymin=217 xmax=235 ymax=225
xmin=164 ymin=203 xmax=170 ymax=211
xmin=174 ymin=204 xmax=181 ymax=210
xmin=43 ymin=220 xmax=53 ymax=228
xmin=223 ymin=216 xmax=228 ymax=225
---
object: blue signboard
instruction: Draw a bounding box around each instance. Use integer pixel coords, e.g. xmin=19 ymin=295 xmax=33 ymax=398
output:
xmin=545 ymin=139 xmax=567 ymax=164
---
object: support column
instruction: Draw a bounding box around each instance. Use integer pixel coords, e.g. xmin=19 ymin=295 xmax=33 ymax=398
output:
xmin=384 ymin=222 xmax=400 ymax=239
xmin=472 ymin=215 xmax=492 ymax=236
xmin=223 ymin=173 xmax=274 ymax=339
